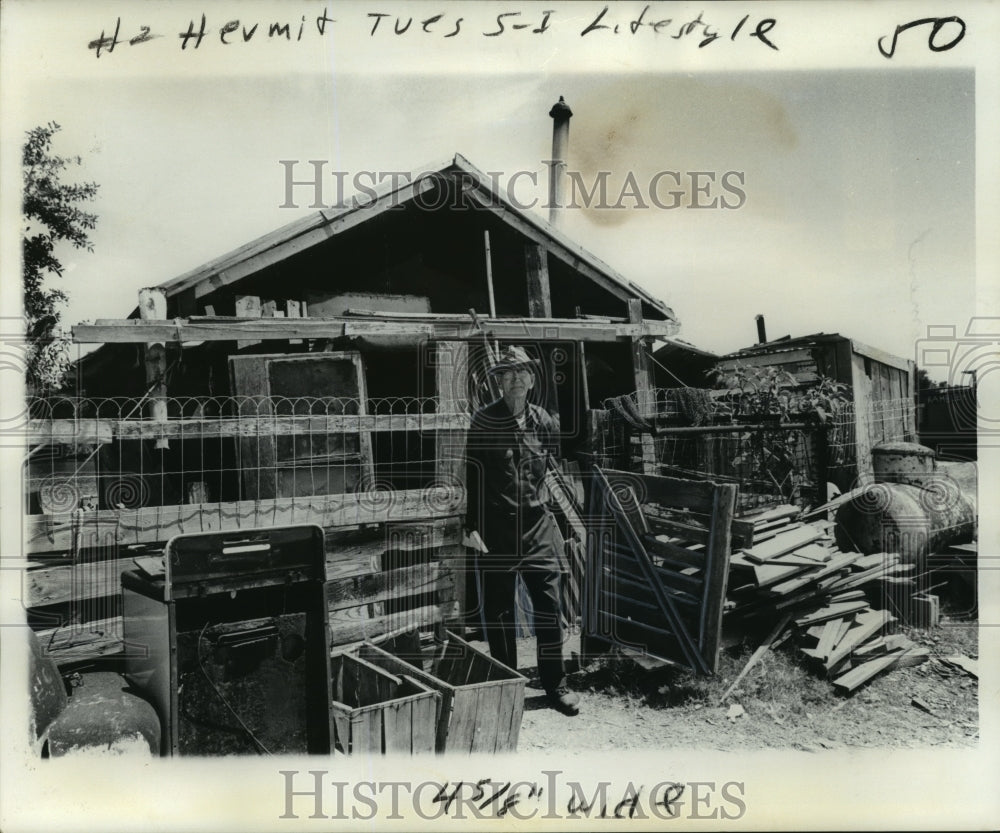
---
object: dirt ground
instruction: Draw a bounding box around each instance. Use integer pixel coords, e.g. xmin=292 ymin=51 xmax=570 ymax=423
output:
xmin=485 ymin=618 xmax=979 ymax=753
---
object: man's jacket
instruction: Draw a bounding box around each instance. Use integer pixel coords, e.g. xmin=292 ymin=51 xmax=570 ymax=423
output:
xmin=464 ymin=398 xmax=564 ymax=569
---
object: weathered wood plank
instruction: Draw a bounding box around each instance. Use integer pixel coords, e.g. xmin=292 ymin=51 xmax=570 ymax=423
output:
xmin=825 ymin=610 xmax=894 ymax=671
xmin=600 ymin=469 xmax=719 ymax=515
xmin=72 ymin=317 xmax=676 ymax=345
xmin=603 ymin=568 xmax=700 ymax=608
xmin=446 ymin=688 xmax=479 ymax=754
xmin=355 ymin=709 xmax=381 ymax=754
xmin=815 ymin=617 xmax=847 ymax=660
xmin=328 ymin=602 xmax=454 ymax=647
xmin=747 ymin=504 xmax=801 ymax=525
xmin=359 ymin=642 xmax=452 ymax=753
xmin=494 ymin=680 xmax=519 ymax=753
xmin=699 ymin=482 xmax=736 ymax=666
xmin=29 ymin=413 xmax=470 ymax=446
xmin=407 ymin=684 xmax=438 ymax=754
xmin=381 ymin=700 xmax=407 ymax=754
xmin=35 ymin=617 xmax=123 ymax=661
xmin=506 ymin=678 xmax=525 ymax=750
xmin=26 ymin=489 xmax=462 ymax=555
xmin=25 ymin=558 xmax=133 ymax=608
xmin=234 ymin=294 xmax=262 ymax=349
xmin=325 ymin=564 xmax=452 ymax=612
xmin=525 ymin=243 xmax=552 ymax=318
xmin=20 ymin=520 xmax=459 ymax=608
xmin=742 ymin=525 xmax=823 ymax=564
xmin=606 ymin=545 xmax=704 ymax=594
xmin=832 ymin=648 xmax=907 ymax=694
xmin=329 ymin=701 xmax=353 ymax=753
xmin=795 ymin=600 xmax=871 ymax=628
xmin=139 ymin=288 xmax=169 ymax=448
xmin=767 ymin=552 xmax=861 ymax=596
xmin=470 ymin=684 xmax=503 ymax=753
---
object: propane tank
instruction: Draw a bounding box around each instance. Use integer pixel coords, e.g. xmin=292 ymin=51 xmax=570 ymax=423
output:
xmin=834 ymin=442 xmax=976 ymax=569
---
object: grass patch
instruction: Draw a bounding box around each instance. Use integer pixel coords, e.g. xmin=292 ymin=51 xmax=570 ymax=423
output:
xmin=575 ymin=639 xmax=837 ymax=713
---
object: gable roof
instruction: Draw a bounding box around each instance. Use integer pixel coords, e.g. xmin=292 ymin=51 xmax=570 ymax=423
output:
xmin=155 ymin=153 xmax=676 ymax=322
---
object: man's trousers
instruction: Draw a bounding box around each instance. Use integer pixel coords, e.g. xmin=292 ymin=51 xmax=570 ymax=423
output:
xmin=479 ymin=564 xmax=566 ymax=693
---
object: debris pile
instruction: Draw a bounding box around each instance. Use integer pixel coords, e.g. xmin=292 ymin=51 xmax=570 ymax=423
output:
xmin=725 ymin=505 xmax=929 ymax=693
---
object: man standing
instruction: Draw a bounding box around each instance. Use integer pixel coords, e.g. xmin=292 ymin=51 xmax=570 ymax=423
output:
xmin=464 ymin=345 xmax=580 ymax=716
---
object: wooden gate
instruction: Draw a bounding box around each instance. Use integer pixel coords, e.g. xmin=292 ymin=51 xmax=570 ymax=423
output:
xmin=584 ymin=466 xmax=741 ymax=673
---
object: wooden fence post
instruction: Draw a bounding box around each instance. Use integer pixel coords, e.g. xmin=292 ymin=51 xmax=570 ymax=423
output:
xmin=138 ymin=287 xmax=169 ymax=450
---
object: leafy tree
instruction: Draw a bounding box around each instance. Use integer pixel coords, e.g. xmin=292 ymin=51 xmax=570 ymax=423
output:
xmin=22 ymin=122 xmax=99 ymax=393
xmin=915 ymin=367 xmax=949 ymax=391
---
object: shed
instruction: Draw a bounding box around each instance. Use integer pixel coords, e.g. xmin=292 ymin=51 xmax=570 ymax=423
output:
xmin=715 ymin=332 xmax=917 ymax=487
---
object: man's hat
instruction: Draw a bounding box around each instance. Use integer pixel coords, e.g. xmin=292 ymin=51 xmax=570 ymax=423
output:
xmin=488 ymin=345 xmax=540 ymax=375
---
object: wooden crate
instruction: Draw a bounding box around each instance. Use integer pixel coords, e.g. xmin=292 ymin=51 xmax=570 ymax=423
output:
xmin=584 ymin=466 xmax=738 ymax=674
xmin=329 ymin=652 xmax=440 ymax=754
xmin=362 ymin=628 xmax=526 ymax=754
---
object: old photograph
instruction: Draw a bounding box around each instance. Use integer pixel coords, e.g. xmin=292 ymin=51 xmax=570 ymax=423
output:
xmin=1 ymin=1 xmax=997 ymax=829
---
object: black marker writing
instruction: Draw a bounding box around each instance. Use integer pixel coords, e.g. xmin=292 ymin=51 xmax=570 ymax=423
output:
xmin=878 ymin=16 xmax=965 ymax=58
xmin=88 ymin=17 xmax=121 ymax=57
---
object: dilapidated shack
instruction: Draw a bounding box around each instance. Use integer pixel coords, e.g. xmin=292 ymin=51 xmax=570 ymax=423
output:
xmin=26 ymin=146 xmax=680 ymax=666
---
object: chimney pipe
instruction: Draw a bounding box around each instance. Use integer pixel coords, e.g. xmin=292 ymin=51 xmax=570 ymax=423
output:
xmin=755 ymin=314 xmax=767 ymax=344
xmin=548 ymin=96 xmax=573 ymax=226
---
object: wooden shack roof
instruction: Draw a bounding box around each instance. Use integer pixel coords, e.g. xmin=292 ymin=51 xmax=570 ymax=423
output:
xmin=153 ymin=153 xmax=676 ymax=323
xmin=721 ymin=332 xmax=913 ymax=373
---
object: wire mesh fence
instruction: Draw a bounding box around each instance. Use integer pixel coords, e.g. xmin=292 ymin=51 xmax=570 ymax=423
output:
xmin=591 ymin=389 xmax=917 ymax=512
xmin=26 ymin=395 xmax=467 ymax=515
xmin=26 ymin=388 xmax=917 ymax=517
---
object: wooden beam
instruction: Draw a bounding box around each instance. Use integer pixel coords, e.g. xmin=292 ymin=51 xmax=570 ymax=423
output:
xmin=715 ymin=348 xmax=816 ymax=372
xmin=699 ymin=482 xmax=736 ymax=662
xmin=628 ymin=299 xmax=657 ymax=474
xmin=35 ymin=600 xmax=460 ymax=665
xmin=234 ymin=294 xmax=262 ymax=349
xmin=285 ymin=299 xmax=304 ymax=345
xmin=29 ymin=413 xmax=471 ymax=445
xmin=849 ymin=338 xmax=915 ymax=374
xmin=71 ymin=317 xmax=677 ymax=344
xmin=35 ymin=617 xmax=124 ymax=663
xmin=525 ymin=244 xmax=552 ymax=318
xmin=600 ymin=469 xmax=722 ymax=515
xmin=25 ymin=488 xmax=463 ymax=555
xmin=26 ymin=519 xmax=461 ymax=606
xmin=27 ymin=419 xmax=114 ymax=445
xmin=138 ymin=288 xmax=169 ymax=450
xmin=434 ymin=340 xmax=469 ymax=631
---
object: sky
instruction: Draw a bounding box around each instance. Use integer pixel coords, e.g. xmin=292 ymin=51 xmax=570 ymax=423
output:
xmin=12 ymin=65 xmax=975 ymax=378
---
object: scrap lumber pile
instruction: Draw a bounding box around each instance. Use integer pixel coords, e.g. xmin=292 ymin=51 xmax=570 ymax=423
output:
xmin=726 ymin=505 xmax=929 ymax=693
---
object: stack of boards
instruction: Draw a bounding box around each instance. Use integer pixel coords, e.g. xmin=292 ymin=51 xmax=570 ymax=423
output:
xmin=726 ymin=505 xmax=929 ymax=693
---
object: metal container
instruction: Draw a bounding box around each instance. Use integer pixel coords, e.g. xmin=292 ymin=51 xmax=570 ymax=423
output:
xmin=122 ymin=524 xmax=331 ymax=756
xmin=834 ymin=480 xmax=975 ymax=569
xmin=872 ymin=441 xmax=936 ymax=486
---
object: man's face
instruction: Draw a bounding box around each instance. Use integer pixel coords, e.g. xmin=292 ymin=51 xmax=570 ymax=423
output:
xmin=499 ymin=366 xmax=534 ymax=398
